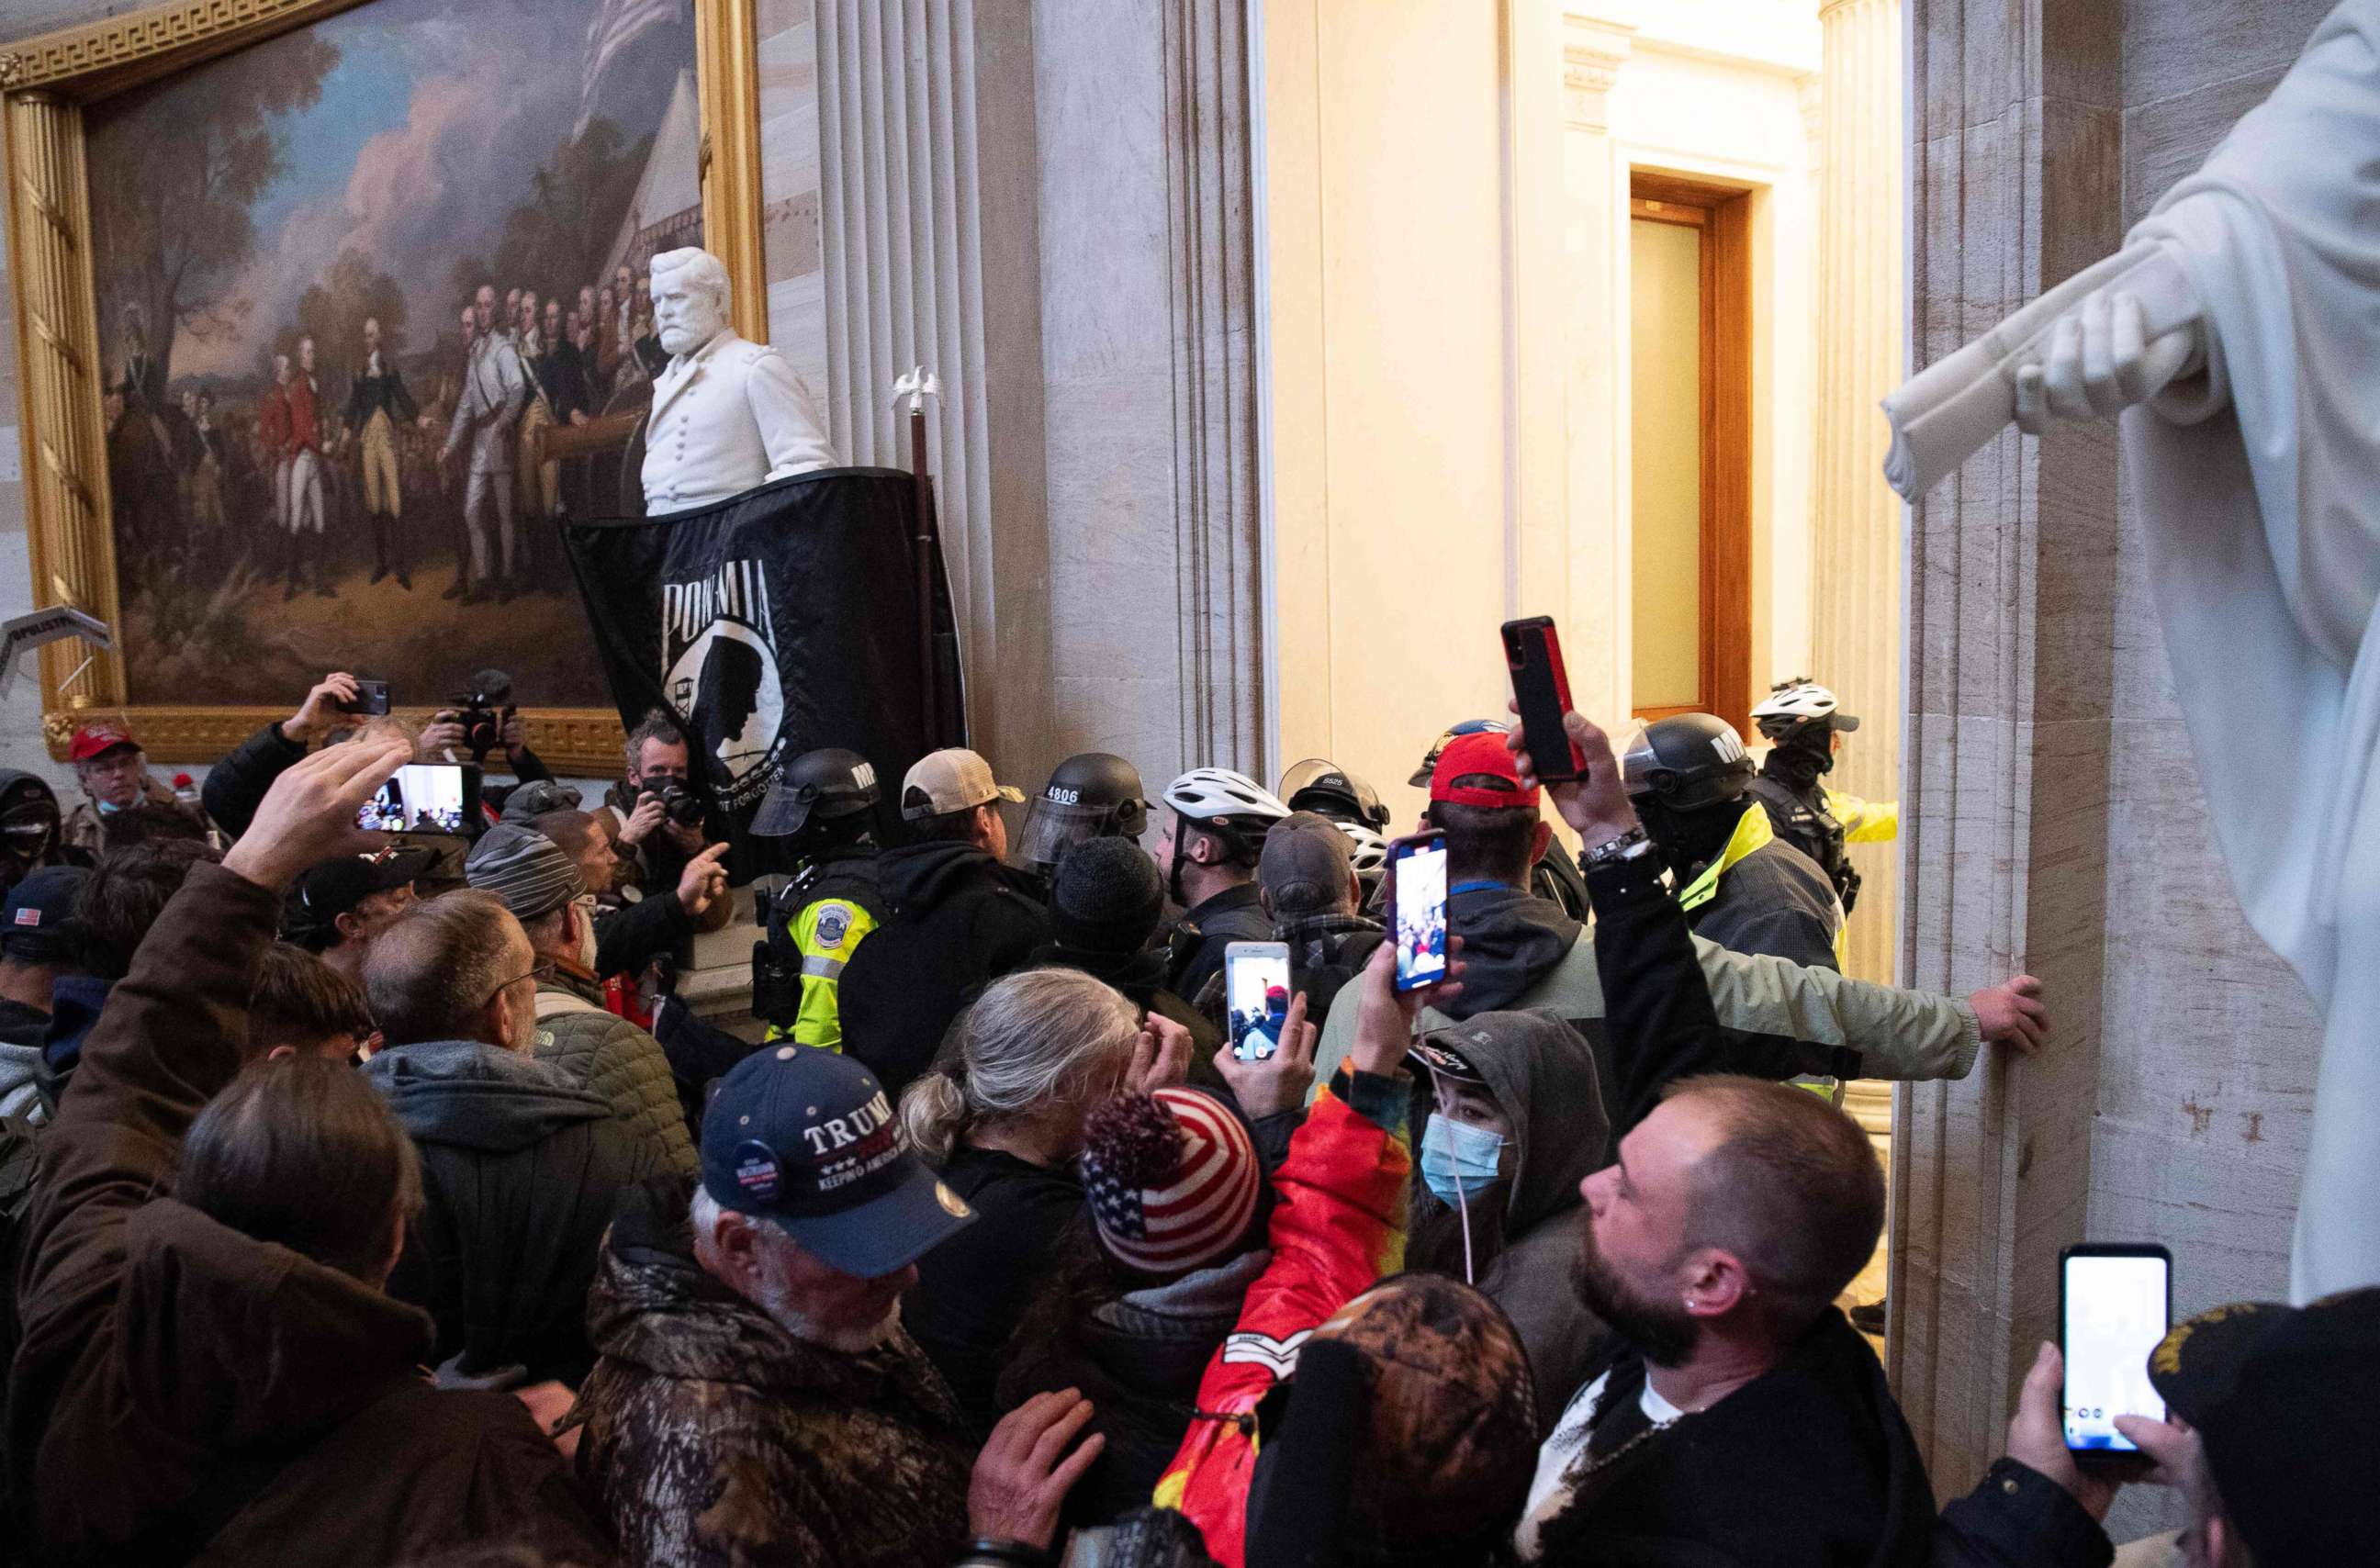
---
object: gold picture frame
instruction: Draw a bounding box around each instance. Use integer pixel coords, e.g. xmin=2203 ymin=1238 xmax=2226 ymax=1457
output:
xmin=0 ymin=0 xmax=766 ymax=777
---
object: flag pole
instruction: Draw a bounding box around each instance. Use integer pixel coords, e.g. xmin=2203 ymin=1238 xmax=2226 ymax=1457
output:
xmin=892 ymin=367 xmax=943 ymax=745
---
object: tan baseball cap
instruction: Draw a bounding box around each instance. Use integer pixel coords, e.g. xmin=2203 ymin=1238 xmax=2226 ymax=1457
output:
xmin=900 ymin=748 xmax=1026 ymax=821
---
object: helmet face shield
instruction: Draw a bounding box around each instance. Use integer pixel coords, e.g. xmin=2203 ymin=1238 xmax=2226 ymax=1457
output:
xmin=1018 ymin=796 xmax=1128 ymax=869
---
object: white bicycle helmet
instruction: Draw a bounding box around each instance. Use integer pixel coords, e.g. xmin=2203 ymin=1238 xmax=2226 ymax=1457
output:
xmin=1162 ymin=767 xmax=1292 ymax=831
xmin=1749 ymin=678 xmax=1859 ymax=741
xmin=1337 ymin=822 xmax=1388 ymax=881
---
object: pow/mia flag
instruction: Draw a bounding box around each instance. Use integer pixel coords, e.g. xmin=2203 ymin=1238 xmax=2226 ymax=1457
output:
xmin=560 ymin=468 xmax=961 ymax=872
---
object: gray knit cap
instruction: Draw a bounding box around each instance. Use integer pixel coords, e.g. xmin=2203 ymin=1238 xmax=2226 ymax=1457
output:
xmin=464 ymin=823 xmax=584 ymax=922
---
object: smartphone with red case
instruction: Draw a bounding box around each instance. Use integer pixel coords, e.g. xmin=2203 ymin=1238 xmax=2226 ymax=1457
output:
xmin=1501 ymin=616 xmax=1588 ymax=782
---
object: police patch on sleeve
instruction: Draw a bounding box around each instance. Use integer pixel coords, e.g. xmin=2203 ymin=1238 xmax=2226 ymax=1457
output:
xmin=814 ymin=904 xmax=852 ymax=949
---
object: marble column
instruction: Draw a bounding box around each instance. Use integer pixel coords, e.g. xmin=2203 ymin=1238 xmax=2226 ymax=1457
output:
xmin=1889 ymin=0 xmax=2123 ymax=1491
xmin=1558 ymin=13 xmax=1633 ymax=729
xmin=1811 ymin=0 xmax=1903 ymax=989
xmin=812 ymin=0 xmax=1054 ymax=778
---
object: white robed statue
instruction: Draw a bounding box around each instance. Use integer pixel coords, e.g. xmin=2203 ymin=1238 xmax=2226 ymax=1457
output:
xmin=1882 ymin=0 xmax=2380 ymax=1301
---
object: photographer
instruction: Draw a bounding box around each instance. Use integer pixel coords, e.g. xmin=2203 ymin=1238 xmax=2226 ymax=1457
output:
xmin=601 ymin=709 xmax=733 ymax=935
xmin=420 ymin=668 xmax=556 ymax=808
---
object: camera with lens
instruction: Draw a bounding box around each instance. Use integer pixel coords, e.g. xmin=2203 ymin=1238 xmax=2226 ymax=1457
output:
xmin=444 ymin=668 xmax=516 ymax=762
xmin=640 ymin=779 xmax=705 ymax=827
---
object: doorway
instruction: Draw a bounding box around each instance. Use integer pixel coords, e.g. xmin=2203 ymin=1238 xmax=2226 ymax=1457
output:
xmin=1628 ymin=173 xmax=1752 ymax=734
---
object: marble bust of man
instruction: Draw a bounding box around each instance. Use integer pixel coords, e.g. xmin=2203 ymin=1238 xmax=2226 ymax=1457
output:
xmin=639 ymin=247 xmax=838 ymax=512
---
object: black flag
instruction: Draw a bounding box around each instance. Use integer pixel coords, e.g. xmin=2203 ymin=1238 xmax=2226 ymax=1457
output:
xmin=560 ymin=468 xmax=961 ymax=871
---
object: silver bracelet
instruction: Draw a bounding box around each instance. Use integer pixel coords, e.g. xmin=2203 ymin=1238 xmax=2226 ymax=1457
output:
xmin=1582 ymin=825 xmax=1654 ymax=867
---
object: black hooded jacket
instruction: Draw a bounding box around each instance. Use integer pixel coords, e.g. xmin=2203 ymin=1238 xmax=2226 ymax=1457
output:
xmin=1409 ymin=1008 xmax=1610 ymax=1431
xmin=364 ymin=1038 xmax=663 ymax=1383
xmin=838 ymin=841 xmax=1050 ymax=1098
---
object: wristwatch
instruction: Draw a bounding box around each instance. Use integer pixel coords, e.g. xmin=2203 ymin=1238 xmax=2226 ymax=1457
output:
xmin=1582 ymin=825 xmax=1654 ymax=868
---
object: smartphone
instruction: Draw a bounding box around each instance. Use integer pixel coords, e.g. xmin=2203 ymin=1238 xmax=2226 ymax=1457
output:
xmin=1501 ymin=616 xmax=1588 ymax=782
xmin=1225 ymin=941 xmax=1293 ymax=1061
xmin=2060 ymin=1243 xmax=2172 ymax=1457
xmin=357 ymin=763 xmax=483 ymax=835
xmin=1387 ymin=830 xmax=1450 ymax=991
xmin=341 ymin=679 xmax=392 ymax=717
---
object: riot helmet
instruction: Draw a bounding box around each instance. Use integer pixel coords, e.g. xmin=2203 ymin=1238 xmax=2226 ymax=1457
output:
xmin=1278 ymin=757 xmax=1392 ymax=830
xmin=752 ymin=747 xmax=881 ymax=840
xmin=1621 ymin=714 xmax=1757 ymax=812
xmin=1409 ymin=720 xmax=1510 ymax=789
xmin=0 ymin=770 xmax=62 ymax=887
xmin=1019 ymin=752 xmax=1151 ymax=874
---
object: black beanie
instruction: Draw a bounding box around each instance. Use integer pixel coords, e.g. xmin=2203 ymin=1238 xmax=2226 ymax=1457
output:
xmin=1050 ymin=836 xmax=1166 ymax=957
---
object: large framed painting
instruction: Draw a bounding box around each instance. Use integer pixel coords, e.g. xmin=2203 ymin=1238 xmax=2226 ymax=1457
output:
xmin=0 ymin=0 xmax=766 ymax=774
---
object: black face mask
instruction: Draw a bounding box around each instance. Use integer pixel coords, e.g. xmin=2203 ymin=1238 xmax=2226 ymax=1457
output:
xmin=1636 ymin=797 xmax=1739 ymax=885
xmin=1761 ymin=722 xmax=1836 ymax=790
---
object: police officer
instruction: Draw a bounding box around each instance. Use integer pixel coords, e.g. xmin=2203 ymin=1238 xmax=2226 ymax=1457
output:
xmin=1622 ymin=712 xmax=1845 ymax=971
xmin=1015 ymin=752 xmax=1151 ymax=886
xmin=749 ymin=748 xmax=885 ymax=1048
xmin=1745 ymin=678 xmax=1898 ymax=916
xmin=1409 ymin=721 xmax=1590 ymax=921
xmin=1278 ymin=756 xmax=1395 ymax=905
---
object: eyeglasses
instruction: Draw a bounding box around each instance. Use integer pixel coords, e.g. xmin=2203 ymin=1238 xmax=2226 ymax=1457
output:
xmin=482 ymin=960 xmax=555 ymax=1009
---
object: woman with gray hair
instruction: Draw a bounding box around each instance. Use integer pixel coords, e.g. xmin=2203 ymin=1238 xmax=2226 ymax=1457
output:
xmin=898 ymin=967 xmax=1193 ymax=1434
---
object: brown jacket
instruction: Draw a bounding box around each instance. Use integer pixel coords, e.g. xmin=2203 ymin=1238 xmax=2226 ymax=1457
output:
xmin=572 ymin=1175 xmax=971 ymax=1568
xmin=59 ymin=773 xmax=209 ymax=857
xmin=5 ymin=860 xmax=615 ymax=1565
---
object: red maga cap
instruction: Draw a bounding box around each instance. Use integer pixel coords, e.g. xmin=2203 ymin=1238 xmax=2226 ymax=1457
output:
xmin=67 ymin=721 xmax=138 ymax=763
xmin=1429 ymin=730 xmax=1541 ymax=809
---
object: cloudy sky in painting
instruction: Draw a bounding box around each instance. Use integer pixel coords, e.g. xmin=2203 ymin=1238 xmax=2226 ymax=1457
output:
xmin=125 ymin=0 xmax=689 ymax=377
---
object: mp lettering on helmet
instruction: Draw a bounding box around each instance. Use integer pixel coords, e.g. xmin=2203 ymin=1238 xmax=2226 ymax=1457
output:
xmin=1710 ymin=730 xmax=1748 ymax=765
xmin=849 ymin=760 xmax=876 ymax=790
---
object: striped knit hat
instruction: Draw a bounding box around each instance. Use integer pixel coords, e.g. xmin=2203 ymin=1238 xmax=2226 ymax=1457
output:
xmin=1081 ymin=1088 xmax=1263 ymax=1278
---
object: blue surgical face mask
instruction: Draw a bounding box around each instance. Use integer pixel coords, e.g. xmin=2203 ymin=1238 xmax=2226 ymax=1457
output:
xmin=1420 ymin=1113 xmax=1507 ymax=1206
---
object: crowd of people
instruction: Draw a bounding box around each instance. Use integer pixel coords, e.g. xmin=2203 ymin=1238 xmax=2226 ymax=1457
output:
xmin=105 ymin=264 xmax=669 ymax=605
xmin=0 ymin=666 xmax=2356 ymax=1568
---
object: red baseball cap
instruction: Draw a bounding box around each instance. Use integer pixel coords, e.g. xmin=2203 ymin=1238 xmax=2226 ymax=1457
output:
xmin=1429 ymin=730 xmax=1540 ymax=809
xmin=68 ymin=721 xmax=139 ymax=764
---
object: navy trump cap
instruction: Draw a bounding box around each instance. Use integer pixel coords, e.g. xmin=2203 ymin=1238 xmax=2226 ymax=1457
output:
xmin=700 ymin=1045 xmax=975 ymax=1278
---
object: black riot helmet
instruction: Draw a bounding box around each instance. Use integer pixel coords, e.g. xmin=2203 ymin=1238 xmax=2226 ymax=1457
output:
xmin=752 ymin=747 xmax=881 ymax=840
xmin=1277 ymin=758 xmax=1392 ymax=831
xmin=1621 ymin=714 xmax=1757 ymax=813
xmin=0 ymin=770 xmax=62 ymax=889
xmin=1018 ymin=752 xmax=1151 ymax=874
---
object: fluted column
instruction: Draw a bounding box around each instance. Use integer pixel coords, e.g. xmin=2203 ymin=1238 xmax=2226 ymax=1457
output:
xmin=814 ymin=0 xmax=1053 ymax=777
xmin=1559 ymin=13 xmax=1633 ymax=729
xmin=1890 ymin=0 xmax=2122 ymax=1492
xmin=1811 ymin=0 xmax=1903 ymax=988
xmin=3 ymin=91 xmax=115 ymax=710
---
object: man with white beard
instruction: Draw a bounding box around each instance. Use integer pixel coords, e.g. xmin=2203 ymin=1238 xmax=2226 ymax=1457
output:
xmin=571 ymin=1044 xmax=982 ymax=1568
xmin=637 ymin=246 xmax=837 ymax=513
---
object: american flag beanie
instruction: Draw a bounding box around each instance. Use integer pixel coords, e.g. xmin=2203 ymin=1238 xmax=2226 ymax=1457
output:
xmin=1081 ymin=1088 xmax=1262 ymax=1277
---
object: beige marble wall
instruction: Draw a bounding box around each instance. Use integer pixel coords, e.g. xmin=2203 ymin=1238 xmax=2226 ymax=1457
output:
xmin=1895 ymin=0 xmax=2336 ymax=1526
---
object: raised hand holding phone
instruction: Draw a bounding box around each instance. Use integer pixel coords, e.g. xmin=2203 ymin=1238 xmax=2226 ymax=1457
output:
xmin=1509 ymin=705 xmax=1638 ymax=847
xmin=1386 ymin=832 xmax=1450 ymax=992
xmin=1501 ymin=617 xmax=1589 ymax=781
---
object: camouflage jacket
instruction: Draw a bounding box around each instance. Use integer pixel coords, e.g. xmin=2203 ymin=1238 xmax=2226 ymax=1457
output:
xmin=571 ymin=1175 xmax=973 ymax=1568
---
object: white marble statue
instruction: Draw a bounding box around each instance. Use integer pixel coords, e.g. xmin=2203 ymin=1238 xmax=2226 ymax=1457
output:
xmin=1883 ymin=0 xmax=2380 ymax=1302
xmin=640 ymin=247 xmax=838 ymax=513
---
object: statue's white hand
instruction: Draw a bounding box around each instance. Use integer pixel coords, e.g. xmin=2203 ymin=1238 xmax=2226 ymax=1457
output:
xmin=2013 ymin=289 xmax=2201 ymax=434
